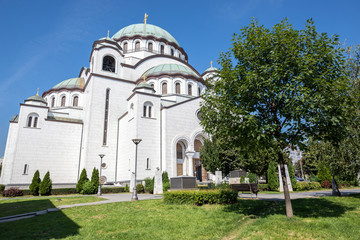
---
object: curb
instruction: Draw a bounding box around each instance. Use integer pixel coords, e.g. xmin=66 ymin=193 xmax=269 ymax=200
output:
xmin=0 ymin=208 xmax=60 ymax=223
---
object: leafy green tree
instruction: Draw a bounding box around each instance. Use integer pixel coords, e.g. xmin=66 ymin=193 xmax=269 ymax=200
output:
xmin=201 ymin=18 xmax=353 ymax=217
xmin=247 ymin=172 xmax=257 ymax=183
xmin=317 ymin=161 xmax=332 ymax=183
xmin=267 ymin=161 xmax=279 ymax=191
xmin=29 ymin=170 xmax=41 ymax=196
xmin=91 ymin=168 xmax=99 ymax=193
xmin=39 ymin=171 xmax=52 ymax=195
xmin=76 ymin=168 xmax=88 ymax=193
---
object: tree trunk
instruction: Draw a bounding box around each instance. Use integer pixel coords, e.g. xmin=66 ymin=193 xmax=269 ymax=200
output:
xmin=279 ymin=153 xmax=294 ymax=218
xmin=332 ymin=176 xmax=341 ymax=196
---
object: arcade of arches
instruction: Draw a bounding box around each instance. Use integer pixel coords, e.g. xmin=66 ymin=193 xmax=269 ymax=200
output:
xmin=176 ymin=137 xmax=208 ymax=181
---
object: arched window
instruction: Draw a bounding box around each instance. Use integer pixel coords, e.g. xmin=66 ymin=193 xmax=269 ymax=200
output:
xmin=102 ymin=56 xmax=115 ymax=72
xmin=51 ymin=97 xmax=55 ymax=107
xmin=27 ymin=113 xmax=39 ymax=128
xmin=160 ymin=45 xmax=165 ymax=55
xmin=188 ymin=84 xmax=192 ymax=96
xmin=61 ymin=96 xmax=66 ymax=107
xmin=176 ymin=143 xmax=183 ymax=159
xmin=123 ymin=42 xmax=128 ymax=53
xmin=150 ymin=84 xmax=154 ymax=89
xmin=162 ymin=82 xmax=168 ymax=94
xmin=27 ymin=116 xmax=32 ymax=127
xmin=198 ymin=87 xmax=201 ymax=96
xmin=73 ymin=96 xmax=79 ymax=107
xmin=148 ymin=42 xmax=153 ymax=52
xmin=176 ymin=142 xmax=185 ymax=176
xmin=175 ymin=83 xmax=181 ymax=94
xmin=171 ymin=49 xmax=174 ymax=56
xmin=135 ymin=42 xmax=140 ymax=51
xmin=143 ymin=102 xmax=153 ymax=118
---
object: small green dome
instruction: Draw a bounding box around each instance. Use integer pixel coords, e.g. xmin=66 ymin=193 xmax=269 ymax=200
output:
xmin=143 ymin=64 xmax=199 ymax=78
xmin=204 ymin=67 xmax=218 ymax=73
xmin=52 ymin=78 xmax=84 ymax=90
xmin=26 ymin=95 xmax=47 ymax=104
xmin=134 ymin=82 xmax=154 ymax=90
xmin=112 ymin=24 xmax=179 ymax=46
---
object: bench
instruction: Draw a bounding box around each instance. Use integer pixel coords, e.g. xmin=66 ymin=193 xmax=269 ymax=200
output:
xmin=230 ymin=183 xmax=259 ymax=198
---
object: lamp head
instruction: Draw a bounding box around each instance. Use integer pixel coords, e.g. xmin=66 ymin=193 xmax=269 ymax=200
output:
xmin=132 ymin=139 xmax=142 ymax=145
xmin=99 ymin=154 xmax=105 ymax=158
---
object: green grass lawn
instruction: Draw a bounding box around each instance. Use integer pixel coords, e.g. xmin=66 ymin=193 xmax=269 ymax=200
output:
xmin=0 ymin=196 xmax=105 ymax=218
xmin=0 ymin=194 xmax=359 ymax=240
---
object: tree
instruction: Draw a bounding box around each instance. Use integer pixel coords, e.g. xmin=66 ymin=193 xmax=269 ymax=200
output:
xmin=39 ymin=171 xmax=52 ymax=195
xmin=76 ymin=168 xmax=88 ymax=193
xmin=317 ymin=161 xmax=332 ymax=183
xmin=91 ymin=167 xmax=99 ymax=193
xmin=29 ymin=170 xmax=41 ymax=196
xmin=201 ymin=18 xmax=353 ymax=218
xmin=267 ymin=161 xmax=279 ymax=191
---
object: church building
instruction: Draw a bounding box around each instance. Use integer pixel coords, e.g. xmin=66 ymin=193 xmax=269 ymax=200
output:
xmin=0 ymin=19 xmax=218 ymax=188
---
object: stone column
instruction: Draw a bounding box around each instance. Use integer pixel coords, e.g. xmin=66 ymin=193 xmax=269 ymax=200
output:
xmin=185 ymin=151 xmax=195 ymax=176
xmin=215 ymin=170 xmax=222 ymax=185
xmin=278 ymin=164 xmax=293 ymax=192
xmin=278 ymin=165 xmax=284 ymax=192
xmin=154 ymin=168 xmax=163 ymax=194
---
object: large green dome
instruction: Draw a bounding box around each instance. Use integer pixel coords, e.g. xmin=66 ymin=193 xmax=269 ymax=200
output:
xmin=143 ymin=64 xmax=199 ymax=78
xmin=51 ymin=78 xmax=84 ymax=90
xmin=112 ymin=24 xmax=179 ymax=46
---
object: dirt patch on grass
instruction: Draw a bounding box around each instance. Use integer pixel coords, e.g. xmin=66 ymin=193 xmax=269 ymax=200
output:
xmin=91 ymin=214 xmax=107 ymax=219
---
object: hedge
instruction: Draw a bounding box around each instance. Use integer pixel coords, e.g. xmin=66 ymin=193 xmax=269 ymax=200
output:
xmin=101 ymin=187 xmax=126 ymax=194
xmin=163 ymin=189 xmax=238 ymax=205
xmin=294 ymin=182 xmax=321 ymax=191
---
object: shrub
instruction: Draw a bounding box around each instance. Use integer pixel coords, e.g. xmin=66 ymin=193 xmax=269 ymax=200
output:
xmin=0 ymin=184 xmax=5 ymax=193
xmin=81 ymin=181 xmax=97 ymax=194
xmin=267 ymin=161 xmax=279 ymax=191
xmin=163 ymin=189 xmax=238 ymax=205
xmin=162 ymin=171 xmax=169 ymax=184
xmin=51 ymin=188 xmax=77 ymax=195
xmin=309 ymin=173 xmax=320 ymax=182
xmin=39 ymin=171 xmax=52 ymax=196
xmin=91 ymin=168 xmax=99 ymax=191
xmin=101 ymin=187 xmax=126 ymax=194
xmin=76 ymin=169 xmax=88 ymax=193
xmin=258 ymin=184 xmax=269 ymax=191
xmin=215 ymin=183 xmax=230 ymax=189
xmin=321 ymin=180 xmax=332 ymax=188
xmin=163 ymin=182 xmax=170 ymax=192
xmin=2 ymin=187 xmax=23 ymax=197
xmin=144 ymin=177 xmax=154 ymax=194
xmin=136 ymin=184 xmax=144 ymax=193
xmin=29 ymin=170 xmax=41 ymax=196
xmin=240 ymin=176 xmax=245 ymax=183
xmin=295 ymin=182 xmax=321 ymax=191
xmin=317 ymin=162 xmax=331 ymax=182
xmin=124 ymin=184 xmax=130 ymax=192
xmin=247 ymin=172 xmax=257 ymax=183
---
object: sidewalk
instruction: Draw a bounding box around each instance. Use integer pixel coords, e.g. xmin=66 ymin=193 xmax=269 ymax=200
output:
xmin=239 ymin=188 xmax=360 ymax=200
xmin=0 ymin=193 xmax=162 ymax=223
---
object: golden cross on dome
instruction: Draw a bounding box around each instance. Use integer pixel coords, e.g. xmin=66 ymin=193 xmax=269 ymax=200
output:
xmin=210 ymin=61 xmax=213 ymax=68
xmin=107 ymin=30 xmax=109 ymax=38
xmin=36 ymin=88 xmax=39 ymax=96
xmin=143 ymin=13 xmax=149 ymax=24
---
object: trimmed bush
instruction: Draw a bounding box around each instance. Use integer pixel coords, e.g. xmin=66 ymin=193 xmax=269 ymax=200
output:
xmin=39 ymin=171 xmax=52 ymax=196
xmin=91 ymin=168 xmax=99 ymax=192
xmin=101 ymin=187 xmax=126 ymax=194
xmin=124 ymin=184 xmax=130 ymax=192
xmin=163 ymin=189 xmax=238 ymax=205
xmin=267 ymin=161 xmax=279 ymax=191
xmin=136 ymin=184 xmax=144 ymax=193
xmin=76 ymin=168 xmax=88 ymax=193
xmin=294 ymin=182 xmax=322 ymax=191
xmin=29 ymin=170 xmax=41 ymax=196
xmin=0 ymin=184 xmax=5 ymax=193
xmin=258 ymin=184 xmax=269 ymax=191
xmin=51 ymin=188 xmax=77 ymax=195
xmin=81 ymin=181 xmax=97 ymax=194
xmin=2 ymin=187 xmax=23 ymax=197
xmin=144 ymin=177 xmax=154 ymax=194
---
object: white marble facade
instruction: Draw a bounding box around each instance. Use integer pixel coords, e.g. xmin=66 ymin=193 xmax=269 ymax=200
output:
xmin=0 ymin=23 xmax=218 ymax=188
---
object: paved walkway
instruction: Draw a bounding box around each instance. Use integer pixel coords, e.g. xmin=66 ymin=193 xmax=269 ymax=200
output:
xmin=239 ymin=188 xmax=360 ymax=200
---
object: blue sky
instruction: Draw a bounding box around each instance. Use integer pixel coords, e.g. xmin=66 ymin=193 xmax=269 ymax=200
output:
xmin=0 ymin=0 xmax=359 ymax=156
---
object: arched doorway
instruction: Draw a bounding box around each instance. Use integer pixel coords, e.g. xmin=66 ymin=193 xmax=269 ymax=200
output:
xmin=194 ymin=138 xmax=207 ymax=181
xmin=176 ymin=142 xmax=186 ymax=176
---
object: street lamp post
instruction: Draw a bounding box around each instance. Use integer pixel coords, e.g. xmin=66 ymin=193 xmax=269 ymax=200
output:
xmin=132 ymin=139 xmax=142 ymax=201
xmin=98 ymin=154 xmax=105 ymax=196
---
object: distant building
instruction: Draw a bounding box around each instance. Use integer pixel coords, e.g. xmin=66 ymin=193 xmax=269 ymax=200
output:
xmin=288 ymin=148 xmax=303 ymax=165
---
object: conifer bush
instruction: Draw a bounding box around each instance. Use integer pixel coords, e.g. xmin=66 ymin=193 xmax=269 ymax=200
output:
xmin=162 ymin=171 xmax=170 ymax=192
xmin=0 ymin=184 xmax=5 ymax=193
xmin=29 ymin=170 xmax=41 ymax=196
xmin=317 ymin=162 xmax=332 ymax=183
xmin=76 ymin=168 xmax=88 ymax=193
xmin=124 ymin=184 xmax=130 ymax=192
xmin=91 ymin=168 xmax=99 ymax=194
xmin=39 ymin=171 xmax=52 ymax=195
xmin=267 ymin=161 xmax=279 ymax=191
xmin=81 ymin=181 xmax=97 ymax=194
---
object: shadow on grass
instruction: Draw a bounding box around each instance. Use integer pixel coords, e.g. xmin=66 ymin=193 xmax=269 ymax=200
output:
xmin=0 ymin=199 xmax=80 ymax=240
xmin=224 ymin=195 xmax=356 ymax=218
